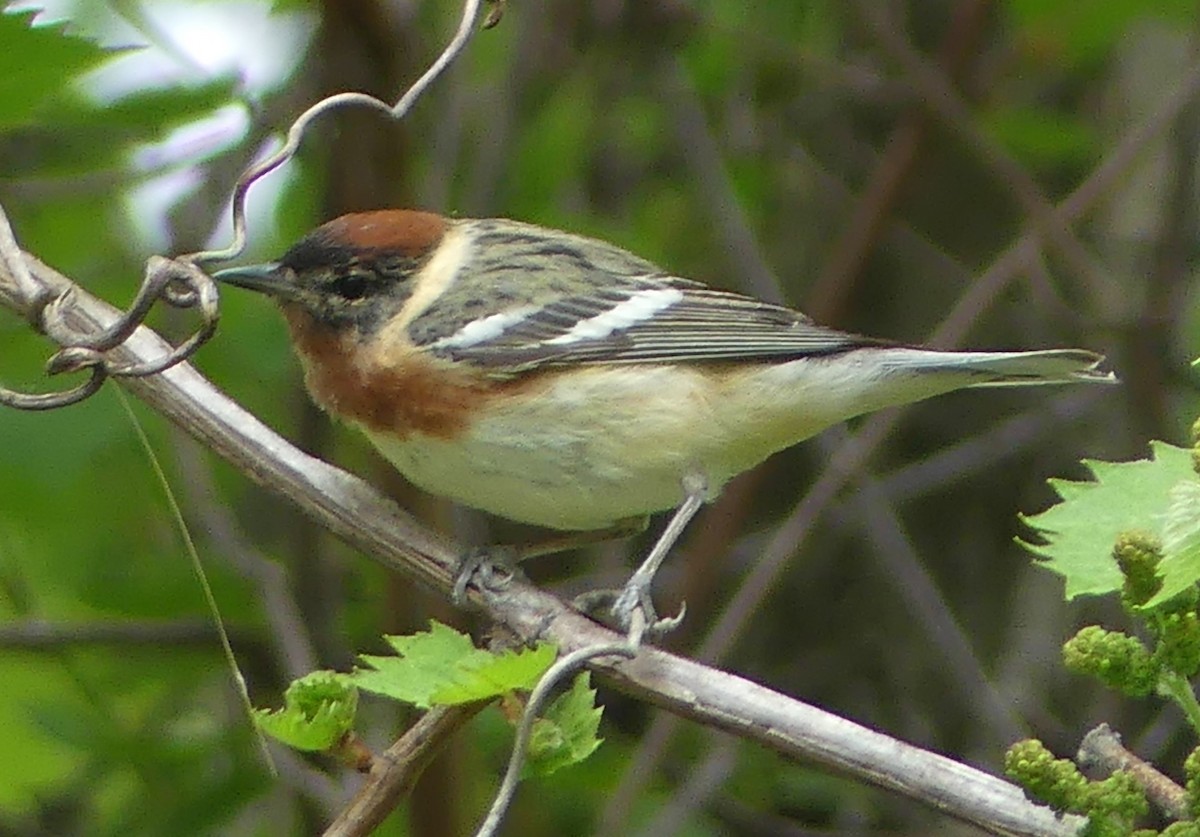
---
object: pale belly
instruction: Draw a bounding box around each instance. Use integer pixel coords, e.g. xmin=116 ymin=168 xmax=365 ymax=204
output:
xmin=360 ymin=358 xmax=914 ymax=531
xmin=365 ymin=367 xmax=719 ymax=530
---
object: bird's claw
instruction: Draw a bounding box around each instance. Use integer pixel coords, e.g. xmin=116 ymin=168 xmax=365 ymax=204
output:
xmin=613 ymin=583 xmax=686 ymax=645
xmin=574 ymin=583 xmax=686 ymax=646
xmin=452 ymin=546 xmax=518 ymax=604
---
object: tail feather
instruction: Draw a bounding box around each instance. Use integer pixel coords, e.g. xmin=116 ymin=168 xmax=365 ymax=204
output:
xmin=885 ymin=348 xmax=1116 ymax=387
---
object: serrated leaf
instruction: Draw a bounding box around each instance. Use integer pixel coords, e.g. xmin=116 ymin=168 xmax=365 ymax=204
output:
xmin=1018 ymin=442 xmax=1193 ymax=598
xmin=431 ymin=643 xmax=557 ymax=705
xmin=254 ymin=671 xmax=357 ymax=752
xmin=1149 ymin=480 xmax=1200 ymax=605
xmin=352 ymin=622 xmax=492 ymax=708
xmin=350 ymin=621 xmax=557 ymax=709
xmin=524 ymin=674 xmax=603 ymax=778
xmin=0 ymin=10 xmax=113 ymax=129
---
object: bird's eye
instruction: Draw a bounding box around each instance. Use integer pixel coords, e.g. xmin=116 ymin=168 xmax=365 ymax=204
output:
xmin=331 ymin=274 xmax=369 ymax=301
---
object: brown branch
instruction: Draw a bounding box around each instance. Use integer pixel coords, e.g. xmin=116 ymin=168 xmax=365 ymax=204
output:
xmin=0 ymin=618 xmax=253 ymax=649
xmin=1077 ymin=723 xmax=1189 ymax=820
xmin=324 ymin=704 xmax=485 ymax=837
xmin=0 ymin=253 xmax=1088 ymax=837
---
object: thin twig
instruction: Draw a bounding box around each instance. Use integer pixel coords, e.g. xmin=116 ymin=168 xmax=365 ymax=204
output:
xmin=0 ymin=618 xmax=252 ymax=649
xmin=115 ymin=387 xmax=276 ymax=775
xmin=829 ymin=429 xmax=1027 ymax=746
xmin=472 ymin=643 xmax=635 ymax=837
xmin=873 ymin=388 xmax=1107 ymax=503
xmin=186 ymin=0 xmax=483 ymax=265
xmin=659 ymin=57 xmax=784 ymax=304
xmin=1077 ymin=724 xmax=1189 ymax=820
xmin=324 ymin=704 xmax=485 ymax=837
xmin=632 ymin=740 xmax=738 ymax=837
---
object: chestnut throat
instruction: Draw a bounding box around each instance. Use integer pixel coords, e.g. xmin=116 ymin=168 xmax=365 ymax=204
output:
xmin=281 ymin=307 xmax=526 ymax=441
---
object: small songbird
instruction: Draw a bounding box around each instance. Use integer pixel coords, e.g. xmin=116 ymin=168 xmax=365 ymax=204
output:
xmin=214 ymin=210 xmax=1114 ymax=638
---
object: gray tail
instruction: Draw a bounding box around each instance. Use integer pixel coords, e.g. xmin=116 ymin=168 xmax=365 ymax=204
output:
xmin=887 ymin=348 xmax=1116 ymax=386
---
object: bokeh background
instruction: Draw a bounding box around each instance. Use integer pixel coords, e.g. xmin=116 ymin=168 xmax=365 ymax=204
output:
xmin=1 ymin=1 xmax=1198 ymax=834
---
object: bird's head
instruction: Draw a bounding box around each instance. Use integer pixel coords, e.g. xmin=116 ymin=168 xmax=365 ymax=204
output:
xmin=212 ymin=210 xmax=448 ymax=338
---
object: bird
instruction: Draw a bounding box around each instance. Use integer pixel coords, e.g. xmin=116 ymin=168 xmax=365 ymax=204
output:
xmin=213 ymin=209 xmax=1114 ymax=641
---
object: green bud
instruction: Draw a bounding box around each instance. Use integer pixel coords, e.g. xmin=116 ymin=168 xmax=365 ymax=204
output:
xmin=1005 ymin=739 xmax=1088 ymax=810
xmin=1064 ymin=626 xmax=1158 ymax=696
xmin=1185 ymin=745 xmax=1200 ymax=818
xmin=1082 ymin=770 xmax=1148 ymax=821
xmin=1113 ymin=530 xmax=1163 ymax=608
xmin=1081 ymin=815 xmax=1133 ymax=837
xmin=1154 ymin=610 xmax=1200 ymax=677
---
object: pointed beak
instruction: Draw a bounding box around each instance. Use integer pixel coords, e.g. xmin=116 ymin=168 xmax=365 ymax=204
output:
xmin=211 ymin=263 xmax=297 ymax=300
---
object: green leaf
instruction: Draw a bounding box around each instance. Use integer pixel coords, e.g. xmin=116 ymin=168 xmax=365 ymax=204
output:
xmin=431 ymin=643 xmax=557 ymax=705
xmin=62 ymin=77 xmax=240 ymax=138
xmin=1018 ymin=442 xmax=1194 ymax=598
xmin=351 ymin=621 xmax=556 ymax=708
xmin=0 ymin=9 xmax=113 ymax=129
xmin=524 ymin=673 xmax=603 ymax=778
xmin=254 ymin=671 xmax=357 ymax=752
xmin=1149 ymin=480 xmax=1200 ymax=605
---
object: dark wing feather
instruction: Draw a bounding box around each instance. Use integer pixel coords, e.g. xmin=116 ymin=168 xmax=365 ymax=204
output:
xmin=427 ymin=273 xmax=888 ymax=372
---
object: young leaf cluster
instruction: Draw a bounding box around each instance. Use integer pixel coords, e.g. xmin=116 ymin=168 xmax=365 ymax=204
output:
xmin=1010 ymin=421 xmax=1200 ymax=834
xmin=252 ymin=622 xmax=604 ymax=779
xmin=1005 ymin=738 xmax=1148 ymax=836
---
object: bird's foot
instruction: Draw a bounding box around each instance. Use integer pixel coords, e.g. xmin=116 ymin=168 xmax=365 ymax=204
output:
xmin=576 ymin=474 xmax=704 ymax=645
xmin=452 ymin=545 xmax=521 ymax=604
xmin=574 ymin=582 xmax=686 ymax=647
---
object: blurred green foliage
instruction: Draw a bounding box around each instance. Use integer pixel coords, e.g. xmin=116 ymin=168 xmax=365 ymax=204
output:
xmin=0 ymin=1 xmax=1197 ymax=835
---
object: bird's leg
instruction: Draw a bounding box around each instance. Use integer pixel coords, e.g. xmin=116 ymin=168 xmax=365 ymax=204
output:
xmin=451 ymin=517 xmax=648 ymax=604
xmin=606 ymin=472 xmax=708 ymax=646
